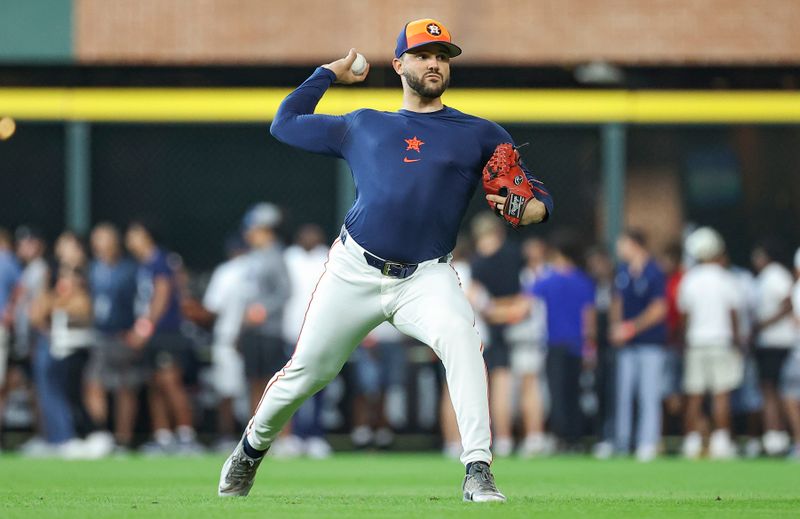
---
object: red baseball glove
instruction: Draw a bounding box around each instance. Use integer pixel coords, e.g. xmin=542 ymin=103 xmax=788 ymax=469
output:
xmin=482 ymin=143 xmax=536 ymax=228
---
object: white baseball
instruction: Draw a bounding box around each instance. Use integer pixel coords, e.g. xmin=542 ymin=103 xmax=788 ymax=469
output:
xmin=351 ymin=53 xmax=368 ymax=75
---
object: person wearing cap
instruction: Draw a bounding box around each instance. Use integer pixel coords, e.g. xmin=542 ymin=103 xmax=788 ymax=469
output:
xmin=220 ymin=18 xmax=554 ymax=502
xmin=238 ymin=203 xmax=291 ymax=415
xmin=678 ymin=227 xmax=744 ymax=459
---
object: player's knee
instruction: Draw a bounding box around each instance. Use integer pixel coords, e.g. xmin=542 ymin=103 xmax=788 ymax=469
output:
xmin=291 ymin=359 xmax=340 ymax=391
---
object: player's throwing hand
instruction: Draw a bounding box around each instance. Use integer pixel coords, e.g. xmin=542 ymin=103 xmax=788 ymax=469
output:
xmin=323 ymin=48 xmax=370 ymax=84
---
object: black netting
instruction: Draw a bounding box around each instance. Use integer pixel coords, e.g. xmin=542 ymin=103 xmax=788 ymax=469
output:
xmin=629 ymin=125 xmax=800 ymax=266
xmin=0 ymin=122 xmax=65 ymax=241
xmin=91 ymin=123 xmax=339 ymax=270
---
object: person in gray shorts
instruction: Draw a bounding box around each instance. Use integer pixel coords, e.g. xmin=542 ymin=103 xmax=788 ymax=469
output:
xmin=237 ymin=203 xmax=291 ymax=413
xmin=86 ymin=223 xmax=143 ymax=451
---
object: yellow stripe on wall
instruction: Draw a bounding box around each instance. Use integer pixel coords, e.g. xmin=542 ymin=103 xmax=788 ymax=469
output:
xmin=2 ymin=88 xmax=800 ymax=123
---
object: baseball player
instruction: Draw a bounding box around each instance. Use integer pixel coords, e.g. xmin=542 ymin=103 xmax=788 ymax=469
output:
xmin=219 ymin=18 xmax=553 ymax=502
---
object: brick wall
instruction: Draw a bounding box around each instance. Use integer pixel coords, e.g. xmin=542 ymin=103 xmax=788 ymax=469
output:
xmin=75 ymin=0 xmax=800 ymax=65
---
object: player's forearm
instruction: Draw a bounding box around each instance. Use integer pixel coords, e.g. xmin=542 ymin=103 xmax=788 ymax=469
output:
xmin=522 ymin=165 xmax=553 ymax=220
xmin=631 ymin=298 xmax=667 ymax=334
xmin=145 ymin=278 xmax=172 ymax=324
xmin=730 ymin=309 xmax=741 ymax=349
xmin=757 ymin=296 xmax=792 ymax=329
xmin=521 ymin=199 xmax=547 ymax=225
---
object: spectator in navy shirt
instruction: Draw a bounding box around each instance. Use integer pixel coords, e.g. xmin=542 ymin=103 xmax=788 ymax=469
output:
xmin=85 ymin=223 xmax=141 ymax=451
xmin=125 ymin=221 xmax=201 ymax=454
xmin=530 ymin=229 xmax=596 ymax=449
xmin=470 ymin=213 xmax=525 ymax=457
xmin=610 ymin=229 xmax=667 ymax=462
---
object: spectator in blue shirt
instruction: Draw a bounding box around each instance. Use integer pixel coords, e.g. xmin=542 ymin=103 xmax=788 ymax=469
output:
xmin=611 ymin=229 xmax=667 ymax=461
xmin=125 ymin=221 xmax=201 ymax=454
xmin=0 ymin=227 xmax=22 ymax=447
xmin=85 ymin=223 xmax=142 ymax=451
xmin=0 ymin=228 xmax=21 ymax=367
xmin=530 ymin=229 xmax=596 ymax=449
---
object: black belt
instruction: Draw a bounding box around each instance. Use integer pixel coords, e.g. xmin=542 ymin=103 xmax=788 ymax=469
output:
xmin=340 ymin=229 xmax=446 ymax=279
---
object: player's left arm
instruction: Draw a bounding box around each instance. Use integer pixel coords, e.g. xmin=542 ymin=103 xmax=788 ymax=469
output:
xmin=483 ymin=125 xmax=553 ymax=226
xmin=522 ymin=162 xmax=553 ymax=224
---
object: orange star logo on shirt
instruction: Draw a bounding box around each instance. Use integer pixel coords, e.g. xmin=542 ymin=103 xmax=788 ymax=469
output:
xmin=404 ymin=136 xmax=425 ymax=152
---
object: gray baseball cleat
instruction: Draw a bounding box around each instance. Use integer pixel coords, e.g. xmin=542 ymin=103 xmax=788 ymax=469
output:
xmin=218 ymin=439 xmax=264 ymax=497
xmin=462 ymin=461 xmax=507 ymax=502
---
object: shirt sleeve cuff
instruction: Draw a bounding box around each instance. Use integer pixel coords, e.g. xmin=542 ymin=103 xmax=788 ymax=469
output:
xmin=315 ymin=66 xmax=337 ymax=82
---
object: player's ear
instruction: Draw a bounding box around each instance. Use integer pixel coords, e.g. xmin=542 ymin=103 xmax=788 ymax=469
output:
xmin=391 ymin=57 xmax=403 ymax=76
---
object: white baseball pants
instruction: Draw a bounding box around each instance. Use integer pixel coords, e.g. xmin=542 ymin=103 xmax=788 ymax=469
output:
xmin=245 ymin=230 xmax=492 ymax=466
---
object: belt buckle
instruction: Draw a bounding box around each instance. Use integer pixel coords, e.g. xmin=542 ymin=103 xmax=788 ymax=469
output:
xmin=382 ymin=261 xmax=403 ymax=277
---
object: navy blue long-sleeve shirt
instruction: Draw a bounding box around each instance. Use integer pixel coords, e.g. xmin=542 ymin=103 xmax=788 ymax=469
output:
xmin=271 ymin=67 xmax=553 ymax=263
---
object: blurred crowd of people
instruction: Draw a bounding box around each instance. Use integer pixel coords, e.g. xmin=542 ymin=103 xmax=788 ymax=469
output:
xmin=452 ymin=217 xmax=800 ymax=462
xmin=2 ymin=206 xmax=800 ymax=462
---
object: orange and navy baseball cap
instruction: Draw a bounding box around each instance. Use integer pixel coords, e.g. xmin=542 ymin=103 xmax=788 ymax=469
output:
xmin=395 ymin=18 xmax=462 ymax=59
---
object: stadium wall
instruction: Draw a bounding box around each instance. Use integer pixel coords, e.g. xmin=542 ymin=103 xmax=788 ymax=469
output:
xmin=73 ymin=0 xmax=800 ymax=65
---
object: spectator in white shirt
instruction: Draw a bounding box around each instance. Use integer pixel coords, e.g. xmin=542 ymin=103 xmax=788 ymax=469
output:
xmin=282 ymin=224 xmax=332 ymax=458
xmin=725 ymin=254 xmax=764 ymax=458
xmin=751 ymin=240 xmax=796 ymax=455
xmin=678 ymin=228 xmax=743 ymax=459
xmin=202 ymin=235 xmax=249 ymax=450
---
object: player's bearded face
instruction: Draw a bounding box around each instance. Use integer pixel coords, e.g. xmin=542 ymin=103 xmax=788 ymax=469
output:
xmin=402 ymin=53 xmax=450 ymax=99
xmin=404 ymin=68 xmax=450 ymax=98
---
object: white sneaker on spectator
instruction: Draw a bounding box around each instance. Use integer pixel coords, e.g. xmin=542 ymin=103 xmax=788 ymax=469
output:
xmin=271 ymin=435 xmax=304 ymax=458
xmin=682 ymin=432 xmax=703 ymax=459
xmin=175 ymin=438 xmax=206 ymax=456
xmin=140 ymin=438 xmax=176 ymax=456
xmin=708 ymin=430 xmax=737 ymax=460
xmin=350 ymin=426 xmax=373 ymax=449
xmin=743 ymin=437 xmax=762 ymax=459
xmin=443 ymin=441 xmax=463 ymax=460
xmin=520 ymin=434 xmax=552 ymax=458
xmin=763 ymin=430 xmax=790 ymax=456
xmin=305 ymin=436 xmax=333 ymax=459
xmin=113 ymin=444 xmax=133 ymax=457
xmin=592 ymin=441 xmax=614 ymax=460
xmin=83 ymin=431 xmax=115 ymax=459
xmin=374 ymin=428 xmax=394 ymax=449
xmin=19 ymin=436 xmax=54 ymax=458
xmin=492 ymin=437 xmax=514 ymax=457
xmin=636 ymin=444 xmax=658 ymax=462
xmin=141 ymin=429 xmax=177 ymax=456
xmin=213 ymin=436 xmax=240 ymax=454
xmin=59 ymin=438 xmax=90 ymax=460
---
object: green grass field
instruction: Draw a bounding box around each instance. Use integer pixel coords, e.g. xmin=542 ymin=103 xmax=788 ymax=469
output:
xmin=1 ymin=453 xmax=798 ymax=518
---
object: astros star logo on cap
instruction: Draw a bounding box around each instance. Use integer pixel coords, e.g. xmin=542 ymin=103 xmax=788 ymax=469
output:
xmin=426 ymin=23 xmax=441 ymax=36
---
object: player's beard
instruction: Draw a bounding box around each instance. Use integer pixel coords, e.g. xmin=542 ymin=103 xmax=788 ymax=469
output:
xmin=403 ymin=69 xmax=450 ymax=100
